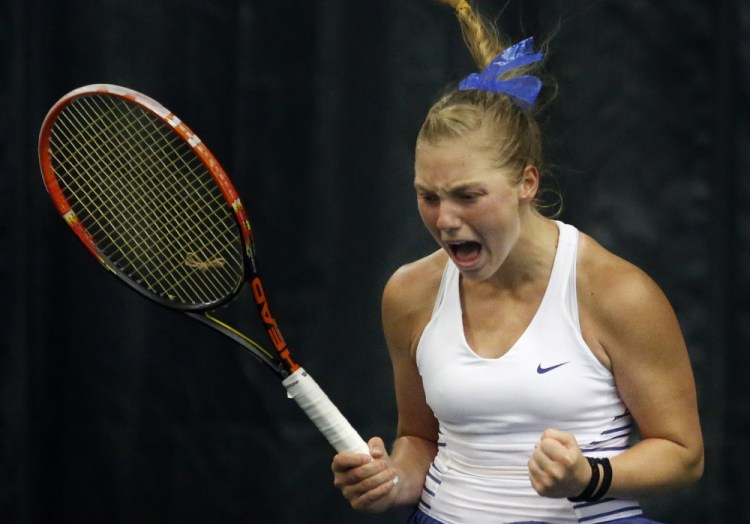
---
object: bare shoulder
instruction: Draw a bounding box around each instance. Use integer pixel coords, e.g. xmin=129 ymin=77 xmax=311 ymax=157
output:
xmin=578 ymin=233 xmax=670 ymax=315
xmin=383 ymin=250 xmax=447 ymax=313
xmin=382 ymin=249 xmax=448 ymax=357
xmin=576 ymin=232 xmax=684 ymax=362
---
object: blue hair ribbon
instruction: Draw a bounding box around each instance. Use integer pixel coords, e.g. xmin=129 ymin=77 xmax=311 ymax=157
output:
xmin=458 ymin=37 xmax=543 ymax=109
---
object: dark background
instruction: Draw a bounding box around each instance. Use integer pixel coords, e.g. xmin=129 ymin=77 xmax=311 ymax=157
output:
xmin=3 ymin=0 xmax=748 ymax=522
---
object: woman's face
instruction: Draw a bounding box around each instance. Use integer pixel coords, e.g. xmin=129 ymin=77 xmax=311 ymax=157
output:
xmin=414 ymin=133 xmax=536 ymax=282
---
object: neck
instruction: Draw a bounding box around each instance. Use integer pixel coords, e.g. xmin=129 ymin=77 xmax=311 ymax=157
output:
xmin=486 ymin=212 xmax=559 ymax=291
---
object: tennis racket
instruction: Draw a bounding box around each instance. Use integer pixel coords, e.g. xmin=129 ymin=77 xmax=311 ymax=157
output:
xmin=38 ymin=83 xmax=370 ymax=455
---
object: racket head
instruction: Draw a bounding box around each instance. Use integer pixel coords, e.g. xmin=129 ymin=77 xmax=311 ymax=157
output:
xmin=39 ymin=84 xmax=256 ymax=312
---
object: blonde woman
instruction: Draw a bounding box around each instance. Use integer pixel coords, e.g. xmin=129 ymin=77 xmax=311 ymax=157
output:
xmin=332 ymin=1 xmax=703 ymax=522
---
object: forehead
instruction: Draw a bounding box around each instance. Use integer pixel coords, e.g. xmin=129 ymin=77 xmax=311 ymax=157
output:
xmin=414 ymin=137 xmax=500 ymax=190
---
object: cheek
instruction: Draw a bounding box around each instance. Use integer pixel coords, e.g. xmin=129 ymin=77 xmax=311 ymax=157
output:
xmin=417 ymin=202 xmax=436 ymax=228
xmin=471 ymin=201 xmax=520 ymax=245
xmin=418 ymin=205 xmax=444 ymax=244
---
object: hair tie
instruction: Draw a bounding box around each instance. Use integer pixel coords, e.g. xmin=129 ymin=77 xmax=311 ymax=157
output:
xmin=455 ymin=0 xmax=472 ymax=13
xmin=458 ymin=37 xmax=543 ymax=109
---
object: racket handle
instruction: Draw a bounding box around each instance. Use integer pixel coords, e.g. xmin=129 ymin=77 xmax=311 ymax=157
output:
xmin=282 ymin=368 xmax=371 ymax=455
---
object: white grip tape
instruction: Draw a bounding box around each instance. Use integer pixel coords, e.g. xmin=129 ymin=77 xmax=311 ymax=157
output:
xmin=282 ymin=368 xmax=370 ymax=455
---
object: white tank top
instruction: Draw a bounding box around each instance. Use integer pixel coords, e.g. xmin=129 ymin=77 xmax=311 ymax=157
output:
xmin=415 ymin=221 xmax=643 ymax=523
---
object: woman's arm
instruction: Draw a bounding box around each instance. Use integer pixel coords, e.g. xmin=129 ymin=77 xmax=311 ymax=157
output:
xmin=587 ymin=245 xmax=704 ymax=496
xmin=530 ymin=235 xmax=704 ymax=499
xmin=332 ymin=253 xmax=443 ymax=512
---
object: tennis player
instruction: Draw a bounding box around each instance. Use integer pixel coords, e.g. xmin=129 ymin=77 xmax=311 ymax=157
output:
xmin=331 ymin=1 xmax=704 ymax=522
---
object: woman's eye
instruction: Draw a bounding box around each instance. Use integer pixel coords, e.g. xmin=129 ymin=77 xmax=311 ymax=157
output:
xmin=457 ymin=192 xmax=479 ymax=201
xmin=420 ymin=193 xmax=439 ymax=203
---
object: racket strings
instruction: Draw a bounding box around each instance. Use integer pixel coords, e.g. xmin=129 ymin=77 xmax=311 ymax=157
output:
xmin=74 ymin=97 xmax=241 ymax=302
xmin=67 ymin=113 xmax=238 ymax=304
xmin=57 ymin=116 xmax=229 ymax=302
xmin=49 ymin=94 xmax=244 ymax=306
xmin=55 ymin=101 xmax=208 ymax=286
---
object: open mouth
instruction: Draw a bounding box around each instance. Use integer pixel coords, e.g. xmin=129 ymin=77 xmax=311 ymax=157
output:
xmin=448 ymin=241 xmax=482 ymax=265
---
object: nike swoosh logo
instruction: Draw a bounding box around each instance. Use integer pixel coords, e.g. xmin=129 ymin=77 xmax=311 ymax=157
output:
xmin=536 ymin=362 xmax=570 ymax=374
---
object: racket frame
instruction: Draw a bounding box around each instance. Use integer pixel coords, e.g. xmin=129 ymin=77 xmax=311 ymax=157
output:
xmin=38 ymin=83 xmax=369 ymax=454
xmin=38 ymin=84 xmax=291 ymax=373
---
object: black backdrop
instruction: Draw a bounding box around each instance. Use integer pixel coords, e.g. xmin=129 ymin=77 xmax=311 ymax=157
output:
xmin=3 ymin=1 xmax=748 ymax=523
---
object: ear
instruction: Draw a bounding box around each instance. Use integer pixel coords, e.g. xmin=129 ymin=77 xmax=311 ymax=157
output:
xmin=518 ymin=164 xmax=540 ymax=203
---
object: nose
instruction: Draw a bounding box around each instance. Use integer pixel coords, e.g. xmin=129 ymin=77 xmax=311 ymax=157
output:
xmin=435 ymin=201 xmax=461 ymax=232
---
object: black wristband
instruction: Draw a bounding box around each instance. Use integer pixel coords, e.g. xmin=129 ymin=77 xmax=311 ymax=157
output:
xmin=590 ymin=457 xmax=612 ymax=501
xmin=567 ymin=456 xmax=600 ymax=502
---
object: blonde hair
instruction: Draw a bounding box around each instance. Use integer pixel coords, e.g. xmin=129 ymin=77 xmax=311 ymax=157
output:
xmin=419 ymin=1 xmax=557 ymax=214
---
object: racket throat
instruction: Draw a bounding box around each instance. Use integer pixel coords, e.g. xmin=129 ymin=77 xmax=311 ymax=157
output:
xmin=250 ymin=276 xmax=300 ymax=373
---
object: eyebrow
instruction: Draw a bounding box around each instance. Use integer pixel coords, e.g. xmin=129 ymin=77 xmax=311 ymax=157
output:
xmin=414 ymin=181 xmax=485 ymax=193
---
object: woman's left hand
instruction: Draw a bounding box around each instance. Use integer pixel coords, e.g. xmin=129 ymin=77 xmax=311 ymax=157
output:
xmin=528 ymin=428 xmax=591 ymax=499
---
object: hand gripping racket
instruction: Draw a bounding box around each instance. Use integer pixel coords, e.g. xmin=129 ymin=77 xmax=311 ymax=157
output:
xmin=38 ymin=84 xmax=370 ymax=455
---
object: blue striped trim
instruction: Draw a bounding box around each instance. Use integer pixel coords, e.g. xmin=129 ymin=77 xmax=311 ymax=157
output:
xmin=586 ymin=434 xmax=630 ymax=447
xmin=571 ymin=497 xmax=616 ymax=510
xmin=601 ymin=423 xmax=633 ymax=435
xmin=577 ymin=505 xmax=643 ymax=522
xmin=580 ymin=445 xmax=630 ymax=453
